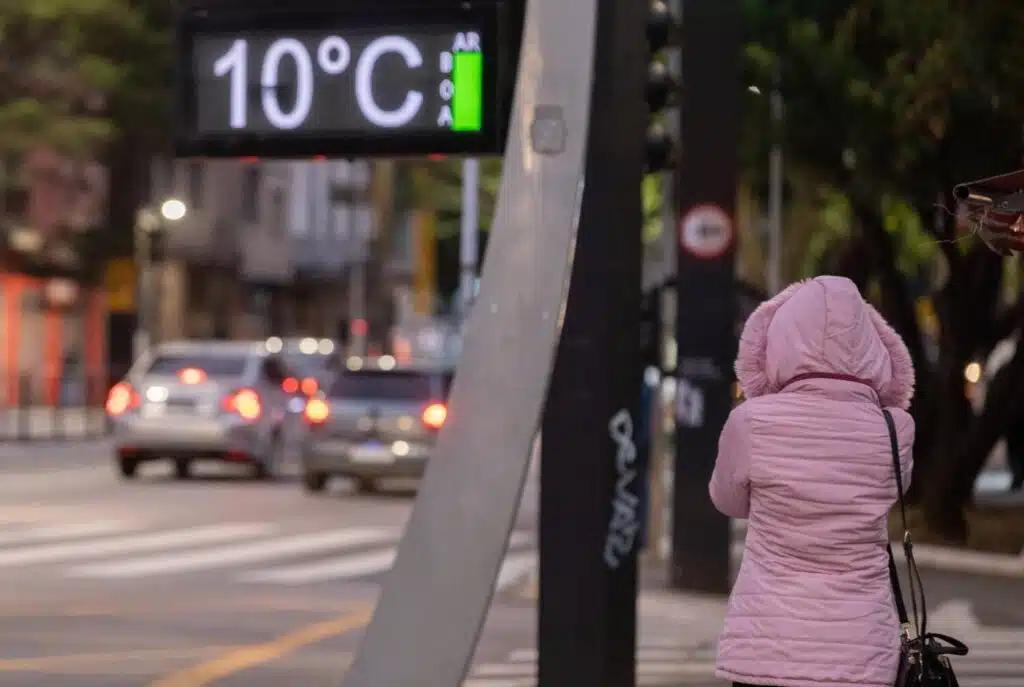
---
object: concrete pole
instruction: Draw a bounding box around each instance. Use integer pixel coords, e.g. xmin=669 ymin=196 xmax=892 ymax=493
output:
xmin=767 ymin=86 xmax=784 ymax=294
xmin=460 ymin=158 xmax=480 ymax=317
xmin=133 ymin=219 xmax=151 ymax=361
xmin=348 ymin=260 xmax=366 ymax=357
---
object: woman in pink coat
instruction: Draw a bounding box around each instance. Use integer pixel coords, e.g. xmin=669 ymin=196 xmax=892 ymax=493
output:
xmin=710 ymin=276 xmax=915 ymax=687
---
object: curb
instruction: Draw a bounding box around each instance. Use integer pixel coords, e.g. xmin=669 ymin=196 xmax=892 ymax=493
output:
xmin=893 ymin=542 xmax=1024 ymax=578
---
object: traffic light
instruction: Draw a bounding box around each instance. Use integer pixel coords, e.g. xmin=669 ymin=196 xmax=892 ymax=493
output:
xmin=645 ymin=0 xmax=678 ymax=172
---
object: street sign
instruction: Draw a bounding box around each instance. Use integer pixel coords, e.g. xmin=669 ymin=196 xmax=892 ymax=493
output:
xmin=680 ymin=203 xmax=733 ymax=259
xmin=176 ymin=1 xmax=514 ymax=157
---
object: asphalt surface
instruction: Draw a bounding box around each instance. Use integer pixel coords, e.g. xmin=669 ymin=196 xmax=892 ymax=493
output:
xmin=1 ymin=440 xmax=1021 ymax=687
xmin=0 ymin=440 xmax=541 ymax=687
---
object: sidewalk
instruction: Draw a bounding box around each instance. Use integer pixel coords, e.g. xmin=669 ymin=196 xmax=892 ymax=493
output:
xmin=465 ymin=563 xmax=728 ymax=687
xmin=0 ymin=407 xmax=106 ymax=441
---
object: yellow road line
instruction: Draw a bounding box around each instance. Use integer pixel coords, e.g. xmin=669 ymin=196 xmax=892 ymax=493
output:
xmin=147 ymin=606 xmax=373 ymax=687
xmin=0 ymin=646 xmax=237 ymax=672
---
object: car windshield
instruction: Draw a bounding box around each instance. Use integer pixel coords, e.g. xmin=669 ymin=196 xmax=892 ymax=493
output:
xmin=283 ymin=353 xmax=334 ymax=378
xmin=146 ymin=353 xmax=248 ymax=378
xmin=328 ymin=370 xmax=451 ymax=401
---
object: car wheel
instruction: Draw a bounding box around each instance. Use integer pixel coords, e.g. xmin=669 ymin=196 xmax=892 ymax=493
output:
xmin=303 ymin=470 xmax=328 ymax=493
xmin=174 ymin=459 xmax=192 ymax=480
xmin=118 ymin=458 xmax=138 ymax=479
xmin=354 ymin=476 xmax=378 ymax=494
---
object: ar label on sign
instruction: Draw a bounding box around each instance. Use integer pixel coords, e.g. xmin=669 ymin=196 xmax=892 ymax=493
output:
xmin=680 ymin=204 xmax=733 ymax=259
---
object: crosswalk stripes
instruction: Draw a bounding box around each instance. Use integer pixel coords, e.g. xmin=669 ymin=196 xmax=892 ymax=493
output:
xmin=927 ymin=600 xmax=1024 ymax=687
xmin=0 ymin=523 xmax=277 ymax=568
xmin=463 ymin=644 xmax=718 ymax=686
xmin=0 ymin=520 xmax=133 ymax=547
xmin=237 ymin=548 xmax=397 ymax=585
xmin=0 ymin=519 xmax=538 ymax=589
xmin=69 ymin=527 xmax=397 ymax=579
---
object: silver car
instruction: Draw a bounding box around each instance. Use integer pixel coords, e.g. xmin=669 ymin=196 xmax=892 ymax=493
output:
xmin=107 ymin=341 xmax=293 ymax=479
xmin=300 ymin=363 xmax=453 ymax=493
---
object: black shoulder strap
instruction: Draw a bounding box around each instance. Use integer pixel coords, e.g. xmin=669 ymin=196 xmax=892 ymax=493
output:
xmin=884 ymin=410 xmax=910 ymax=627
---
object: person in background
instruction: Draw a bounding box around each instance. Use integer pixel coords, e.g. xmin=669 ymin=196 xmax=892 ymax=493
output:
xmin=978 ymin=337 xmax=1024 ymax=492
xmin=709 ymin=276 xmax=915 ymax=687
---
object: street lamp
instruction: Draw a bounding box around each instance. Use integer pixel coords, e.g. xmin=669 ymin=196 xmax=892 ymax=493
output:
xmin=160 ymin=198 xmax=188 ymax=222
xmin=134 ymin=199 xmax=188 ymax=359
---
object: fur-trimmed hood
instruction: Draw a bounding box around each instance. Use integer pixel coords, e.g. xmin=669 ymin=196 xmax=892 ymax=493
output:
xmin=735 ymin=276 xmax=915 ymax=409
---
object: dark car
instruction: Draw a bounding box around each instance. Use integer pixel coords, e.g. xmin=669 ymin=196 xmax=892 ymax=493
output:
xmin=300 ymin=362 xmax=453 ymax=493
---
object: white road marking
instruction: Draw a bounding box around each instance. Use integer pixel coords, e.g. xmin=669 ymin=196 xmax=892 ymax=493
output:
xmin=0 ymin=521 xmax=133 ymax=547
xmin=238 ymin=549 xmax=397 ymax=585
xmin=0 ymin=523 xmax=276 ymax=568
xmin=495 ymin=552 xmax=536 ymax=591
xmin=70 ymin=527 xmax=396 ymax=578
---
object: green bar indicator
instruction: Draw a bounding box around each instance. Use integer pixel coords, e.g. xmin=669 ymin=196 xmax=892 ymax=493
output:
xmin=452 ymin=51 xmax=483 ymax=132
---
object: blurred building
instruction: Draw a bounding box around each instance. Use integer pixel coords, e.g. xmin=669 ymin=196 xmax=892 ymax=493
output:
xmin=141 ymin=157 xmax=376 ymax=348
xmin=0 ymin=148 xmax=109 ymax=412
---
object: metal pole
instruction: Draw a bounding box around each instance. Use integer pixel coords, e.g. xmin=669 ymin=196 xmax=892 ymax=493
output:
xmin=767 ymin=85 xmax=783 ymax=294
xmin=538 ymin=0 xmax=647 ymax=682
xmin=133 ymin=219 xmax=151 ymax=360
xmin=341 ymin=0 xmax=599 ymax=681
xmin=460 ymin=158 xmax=480 ymax=317
xmin=671 ymin=0 xmax=741 ymax=594
xmin=348 ymin=260 xmax=366 ymax=356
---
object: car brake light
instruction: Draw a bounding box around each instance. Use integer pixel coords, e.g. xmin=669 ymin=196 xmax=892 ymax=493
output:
xmin=178 ymin=367 xmax=207 ymax=385
xmin=223 ymin=388 xmax=262 ymax=421
xmin=106 ymin=382 xmax=140 ymax=416
xmin=422 ymin=403 xmax=447 ymax=430
xmin=282 ymin=377 xmax=299 ymax=394
xmin=301 ymin=377 xmax=319 ymax=396
xmin=304 ymin=398 xmax=330 ymax=425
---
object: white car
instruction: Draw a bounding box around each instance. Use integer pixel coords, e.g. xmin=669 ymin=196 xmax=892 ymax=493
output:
xmin=107 ymin=340 xmax=294 ymax=479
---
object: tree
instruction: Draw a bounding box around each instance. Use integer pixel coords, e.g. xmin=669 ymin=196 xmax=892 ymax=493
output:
xmin=742 ymin=0 xmax=1024 ymax=539
xmin=0 ymin=0 xmax=173 ymax=260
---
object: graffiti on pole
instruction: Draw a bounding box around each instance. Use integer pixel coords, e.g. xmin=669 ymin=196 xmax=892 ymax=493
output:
xmin=604 ymin=409 xmax=640 ymax=569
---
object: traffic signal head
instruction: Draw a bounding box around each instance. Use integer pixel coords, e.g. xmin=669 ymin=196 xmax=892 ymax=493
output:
xmin=645 ymin=0 xmax=678 ymax=172
xmin=647 ymin=0 xmax=673 ymax=52
xmin=645 ymin=122 xmax=673 ymax=173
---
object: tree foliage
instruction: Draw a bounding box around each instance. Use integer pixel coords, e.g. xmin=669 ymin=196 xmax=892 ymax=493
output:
xmin=0 ymin=0 xmax=169 ymax=158
xmin=743 ymin=0 xmax=1024 ymax=539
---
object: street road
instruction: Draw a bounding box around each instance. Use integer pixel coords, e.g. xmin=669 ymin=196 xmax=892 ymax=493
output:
xmin=1 ymin=440 xmax=1020 ymax=687
xmin=0 ymin=440 xmax=540 ymax=687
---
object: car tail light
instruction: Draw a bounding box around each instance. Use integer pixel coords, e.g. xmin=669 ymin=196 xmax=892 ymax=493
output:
xmin=106 ymin=382 xmax=140 ymax=416
xmin=222 ymin=388 xmax=262 ymax=421
xmin=301 ymin=377 xmax=319 ymax=396
xmin=282 ymin=377 xmax=299 ymax=394
xmin=178 ymin=367 xmax=207 ymax=385
xmin=304 ymin=398 xmax=330 ymax=425
xmin=422 ymin=403 xmax=447 ymax=430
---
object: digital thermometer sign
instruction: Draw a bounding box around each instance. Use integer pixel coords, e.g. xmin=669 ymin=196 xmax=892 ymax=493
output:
xmin=176 ymin=2 xmax=511 ymax=157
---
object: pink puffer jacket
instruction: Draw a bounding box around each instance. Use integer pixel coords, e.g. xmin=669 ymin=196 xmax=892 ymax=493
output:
xmin=710 ymin=276 xmax=915 ymax=687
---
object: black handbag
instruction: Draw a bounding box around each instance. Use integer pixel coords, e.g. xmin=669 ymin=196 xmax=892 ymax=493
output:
xmin=884 ymin=409 xmax=969 ymax=687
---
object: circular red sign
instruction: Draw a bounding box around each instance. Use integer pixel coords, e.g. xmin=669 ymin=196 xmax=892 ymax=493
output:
xmin=680 ymin=204 xmax=734 ymax=259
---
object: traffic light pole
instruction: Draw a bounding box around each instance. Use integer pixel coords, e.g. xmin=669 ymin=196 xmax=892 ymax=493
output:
xmin=670 ymin=0 xmax=741 ymax=593
xmin=538 ymin=0 xmax=647 ymax=683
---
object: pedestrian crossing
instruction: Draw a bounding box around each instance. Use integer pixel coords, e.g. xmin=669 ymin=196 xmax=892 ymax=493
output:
xmin=928 ymin=600 xmax=1024 ymax=687
xmin=0 ymin=519 xmax=536 ymax=589
xmin=463 ymin=640 xmax=719 ymax=686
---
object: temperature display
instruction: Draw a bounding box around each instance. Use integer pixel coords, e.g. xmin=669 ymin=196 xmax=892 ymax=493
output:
xmin=176 ymin=4 xmax=508 ymax=157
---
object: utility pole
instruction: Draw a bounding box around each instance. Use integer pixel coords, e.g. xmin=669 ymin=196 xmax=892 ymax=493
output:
xmin=460 ymin=158 xmax=480 ymax=317
xmin=671 ymin=0 xmax=741 ymax=594
xmin=538 ymin=0 xmax=647 ymax=683
xmin=767 ymin=76 xmax=784 ymax=294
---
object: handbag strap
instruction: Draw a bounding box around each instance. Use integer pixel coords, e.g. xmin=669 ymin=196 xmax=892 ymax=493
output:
xmin=883 ymin=409 xmax=926 ymax=636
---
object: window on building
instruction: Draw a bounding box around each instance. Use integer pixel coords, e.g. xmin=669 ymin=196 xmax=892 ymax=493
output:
xmin=270 ymin=188 xmax=285 ymax=236
xmin=188 ymin=162 xmax=204 ymax=210
xmin=242 ymin=167 xmax=261 ymax=222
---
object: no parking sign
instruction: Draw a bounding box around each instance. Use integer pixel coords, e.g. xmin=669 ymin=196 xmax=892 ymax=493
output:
xmin=680 ymin=203 xmax=733 ymax=259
